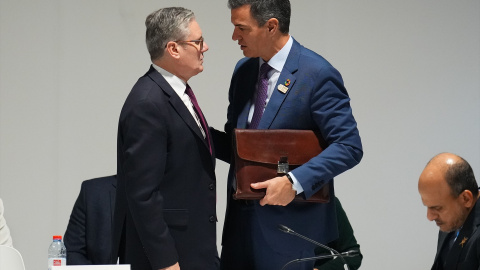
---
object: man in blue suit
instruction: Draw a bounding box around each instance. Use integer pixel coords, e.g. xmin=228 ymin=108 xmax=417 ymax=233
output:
xmin=64 ymin=175 xmax=116 ymax=265
xmin=212 ymin=1 xmax=363 ymax=269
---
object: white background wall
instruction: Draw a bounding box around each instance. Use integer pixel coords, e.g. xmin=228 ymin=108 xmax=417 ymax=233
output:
xmin=1 ymin=1 xmax=479 ymax=269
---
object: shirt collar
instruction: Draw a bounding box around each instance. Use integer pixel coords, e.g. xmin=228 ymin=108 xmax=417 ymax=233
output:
xmin=152 ymin=63 xmax=187 ymax=97
xmin=260 ymin=35 xmax=293 ymax=73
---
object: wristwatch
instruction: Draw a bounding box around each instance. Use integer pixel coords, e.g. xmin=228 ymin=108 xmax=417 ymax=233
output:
xmin=285 ymin=173 xmax=294 ymax=185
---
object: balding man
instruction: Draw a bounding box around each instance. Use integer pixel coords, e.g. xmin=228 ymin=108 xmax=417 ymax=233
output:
xmin=418 ymin=153 xmax=480 ymax=270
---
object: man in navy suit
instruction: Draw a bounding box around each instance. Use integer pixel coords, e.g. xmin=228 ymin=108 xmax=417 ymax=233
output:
xmin=418 ymin=153 xmax=480 ymax=270
xmin=212 ymin=1 xmax=363 ymax=269
xmin=112 ymin=7 xmax=217 ymax=270
xmin=64 ymin=175 xmax=116 ymax=265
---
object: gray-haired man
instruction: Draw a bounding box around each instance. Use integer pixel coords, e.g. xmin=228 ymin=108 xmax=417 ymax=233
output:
xmin=112 ymin=7 xmax=218 ymax=270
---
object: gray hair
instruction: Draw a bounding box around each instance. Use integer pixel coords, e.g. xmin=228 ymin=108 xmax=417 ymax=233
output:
xmin=227 ymin=0 xmax=290 ymax=33
xmin=145 ymin=7 xmax=195 ymax=61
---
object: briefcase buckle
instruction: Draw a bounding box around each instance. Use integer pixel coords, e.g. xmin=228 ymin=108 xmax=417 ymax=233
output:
xmin=277 ymin=156 xmax=289 ymax=174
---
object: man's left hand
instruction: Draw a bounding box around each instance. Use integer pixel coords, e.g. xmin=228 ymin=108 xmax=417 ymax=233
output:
xmin=251 ymin=176 xmax=296 ymax=206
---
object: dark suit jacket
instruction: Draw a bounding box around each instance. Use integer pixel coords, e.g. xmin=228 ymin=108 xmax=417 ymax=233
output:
xmin=432 ymin=201 xmax=480 ymax=270
xmin=112 ymin=66 xmax=217 ymax=270
xmin=213 ymin=38 xmax=363 ymax=255
xmin=64 ymin=175 xmax=116 ymax=265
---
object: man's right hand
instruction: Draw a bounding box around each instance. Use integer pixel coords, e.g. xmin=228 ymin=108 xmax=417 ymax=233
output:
xmin=159 ymin=262 xmax=180 ymax=270
xmin=251 ymin=176 xmax=296 ymax=206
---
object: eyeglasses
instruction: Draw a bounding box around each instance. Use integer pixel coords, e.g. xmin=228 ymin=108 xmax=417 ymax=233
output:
xmin=174 ymin=37 xmax=204 ymax=51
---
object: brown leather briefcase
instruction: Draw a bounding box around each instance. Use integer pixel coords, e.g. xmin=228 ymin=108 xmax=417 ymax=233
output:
xmin=233 ymin=129 xmax=330 ymax=203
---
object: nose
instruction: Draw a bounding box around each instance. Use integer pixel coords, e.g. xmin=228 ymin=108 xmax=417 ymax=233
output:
xmin=202 ymin=41 xmax=209 ymax=52
xmin=232 ymin=28 xmax=239 ymax=41
xmin=426 ymin=209 xmax=437 ymax=221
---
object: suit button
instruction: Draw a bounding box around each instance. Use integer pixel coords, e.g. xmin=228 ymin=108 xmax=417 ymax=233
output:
xmin=209 ymin=216 xmax=216 ymax=223
xmin=209 ymin=183 xmax=215 ymax=190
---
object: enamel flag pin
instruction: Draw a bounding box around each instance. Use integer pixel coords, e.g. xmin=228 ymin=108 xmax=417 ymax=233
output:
xmin=277 ymin=79 xmax=291 ymax=94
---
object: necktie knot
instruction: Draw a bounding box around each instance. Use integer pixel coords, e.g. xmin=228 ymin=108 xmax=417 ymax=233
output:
xmin=259 ymin=63 xmax=272 ymax=79
xmin=185 ymin=85 xmax=194 ymax=98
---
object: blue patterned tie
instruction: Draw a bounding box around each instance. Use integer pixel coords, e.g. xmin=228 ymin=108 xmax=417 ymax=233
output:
xmin=249 ymin=63 xmax=272 ymax=129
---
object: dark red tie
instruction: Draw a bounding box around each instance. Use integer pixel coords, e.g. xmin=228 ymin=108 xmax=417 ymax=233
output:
xmin=185 ymin=85 xmax=212 ymax=155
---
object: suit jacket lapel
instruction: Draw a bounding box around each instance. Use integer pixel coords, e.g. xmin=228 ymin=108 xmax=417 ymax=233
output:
xmin=235 ymin=59 xmax=259 ymax=129
xmin=146 ymin=66 xmax=213 ymax=159
xmin=258 ymin=39 xmax=301 ymax=129
xmin=433 ymin=231 xmax=449 ymax=266
xmin=110 ymin=177 xmax=116 ymax=224
xmin=202 ymin=114 xmax=216 ymax=164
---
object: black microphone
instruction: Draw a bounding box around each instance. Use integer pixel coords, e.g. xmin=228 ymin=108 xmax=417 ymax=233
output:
xmin=278 ymin=224 xmax=353 ymax=270
xmin=280 ymin=250 xmax=359 ymax=270
xmin=341 ymin=250 xmax=360 ymax=257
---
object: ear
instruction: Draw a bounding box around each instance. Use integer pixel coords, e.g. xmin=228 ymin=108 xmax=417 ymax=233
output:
xmin=266 ymin=18 xmax=279 ymax=34
xmin=165 ymin=41 xmax=181 ymax=59
xmin=460 ymin=190 xmax=474 ymax=208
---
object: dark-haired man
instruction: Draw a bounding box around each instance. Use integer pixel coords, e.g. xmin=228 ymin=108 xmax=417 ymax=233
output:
xmin=212 ymin=0 xmax=363 ymax=269
xmin=418 ymin=152 xmax=480 ymax=270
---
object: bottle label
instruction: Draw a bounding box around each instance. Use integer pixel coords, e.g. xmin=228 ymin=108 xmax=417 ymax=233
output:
xmin=48 ymin=258 xmax=66 ymax=270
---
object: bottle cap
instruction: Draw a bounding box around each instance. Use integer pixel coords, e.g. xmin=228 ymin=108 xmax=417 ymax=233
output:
xmin=53 ymin=235 xmax=62 ymax=240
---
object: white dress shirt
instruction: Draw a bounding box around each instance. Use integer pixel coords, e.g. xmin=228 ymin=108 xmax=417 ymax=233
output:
xmin=152 ymin=64 xmax=206 ymax=138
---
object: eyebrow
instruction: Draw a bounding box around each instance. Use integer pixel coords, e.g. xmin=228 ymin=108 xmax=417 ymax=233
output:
xmin=234 ymin=23 xmax=248 ymax=28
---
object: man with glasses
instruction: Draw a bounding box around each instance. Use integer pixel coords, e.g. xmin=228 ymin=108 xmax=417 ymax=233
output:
xmin=418 ymin=153 xmax=480 ymax=270
xmin=112 ymin=7 xmax=218 ymax=270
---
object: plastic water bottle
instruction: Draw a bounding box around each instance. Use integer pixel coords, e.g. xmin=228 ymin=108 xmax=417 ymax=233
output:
xmin=48 ymin=235 xmax=67 ymax=270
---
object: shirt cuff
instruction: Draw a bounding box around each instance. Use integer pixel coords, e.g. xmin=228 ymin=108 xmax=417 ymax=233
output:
xmin=288 ymin=172 xmax=304 ymax=194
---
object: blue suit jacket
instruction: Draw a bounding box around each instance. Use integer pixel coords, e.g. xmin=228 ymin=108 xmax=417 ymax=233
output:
xmin=64 ymin=175 xmax=116 ymax=265
xmin=213 ymin=38 xmax=363 ymax=254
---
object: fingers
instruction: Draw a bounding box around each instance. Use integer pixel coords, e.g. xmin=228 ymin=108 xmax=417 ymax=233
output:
xmin=252 ymin=177 xmax=295 ymax=206
xmin=251 ymin=181 xmax=269 ymax=206
xmin=251 ymin=181 xmax=267 ymax=190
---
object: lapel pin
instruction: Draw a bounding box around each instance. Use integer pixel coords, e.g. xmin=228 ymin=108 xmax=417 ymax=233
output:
xmin=460 ymin=237 xmax=468 ymax=248
xmin=284 ymin=79 xmax=291 ymax=86
xmin=277 ymin=84 xmax=288 ymax=94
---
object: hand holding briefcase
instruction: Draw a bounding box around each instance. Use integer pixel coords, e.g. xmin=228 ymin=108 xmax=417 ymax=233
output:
xmin=233 ymin=129 xmax=330 ymax=203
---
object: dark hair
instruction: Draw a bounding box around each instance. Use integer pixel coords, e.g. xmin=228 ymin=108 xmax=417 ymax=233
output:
xmin=228 ymin=0 xmax=290 ymax=34
xmin=145 ymin=7 xmax=195 ymax=61
xmin=445 ymin=156 xmax=478 ymax=198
